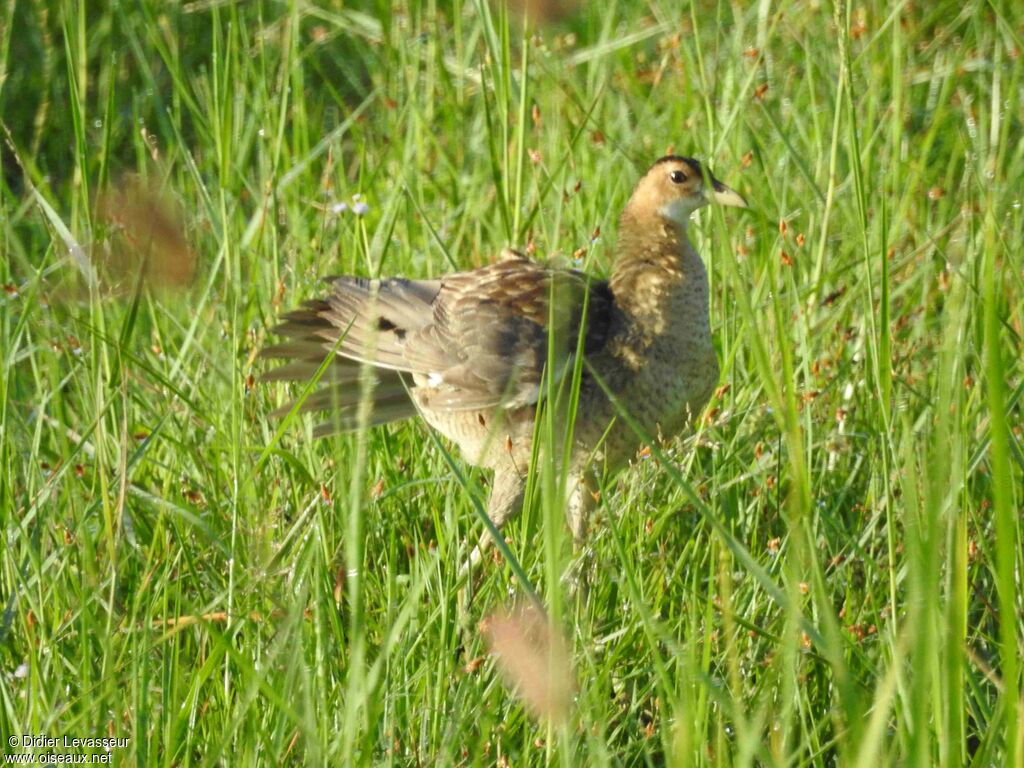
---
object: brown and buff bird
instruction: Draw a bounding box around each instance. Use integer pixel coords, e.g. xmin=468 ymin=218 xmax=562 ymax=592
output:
xmin=262 ymin=156 xmax=746 ymax=560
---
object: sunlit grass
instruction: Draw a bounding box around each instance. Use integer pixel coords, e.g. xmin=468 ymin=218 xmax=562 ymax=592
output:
xmin=1 ymin=1 xmax=1021 ymax=765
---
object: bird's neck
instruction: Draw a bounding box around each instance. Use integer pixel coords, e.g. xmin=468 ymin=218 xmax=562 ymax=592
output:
xmin=609 ymin=212 xmax=710 ymax=340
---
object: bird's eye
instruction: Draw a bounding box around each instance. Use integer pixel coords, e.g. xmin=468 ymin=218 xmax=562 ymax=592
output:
xmin=669 ymin=170 xmax=687 ymax=184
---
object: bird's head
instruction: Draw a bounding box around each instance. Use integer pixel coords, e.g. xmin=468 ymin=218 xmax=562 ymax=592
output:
xmin=628 ymin=156 xmax=747 ymax=226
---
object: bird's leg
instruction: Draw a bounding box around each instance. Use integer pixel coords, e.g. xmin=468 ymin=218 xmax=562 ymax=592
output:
xmin=473 ymin=469 xmax=526 ymax=565
xmin=458 ymin=469 xmax=526 ymax=614
xmin=563 ymin=473 xmax=598 ymax=597
xmin=566 ymin=473 xmax=597 ymax=545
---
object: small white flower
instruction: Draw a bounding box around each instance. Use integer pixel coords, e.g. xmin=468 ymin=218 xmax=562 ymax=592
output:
xmin=352 ymin=201 xmax=369 ymax=216
xmin=330 ymin=202 xmax=348 ymax=214
xmin=14 ymin=663 xmax=29 ymax=679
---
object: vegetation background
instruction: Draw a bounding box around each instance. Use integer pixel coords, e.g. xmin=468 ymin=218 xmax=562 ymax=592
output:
xmin=1 ymin=0 xmax=1021 ymax=765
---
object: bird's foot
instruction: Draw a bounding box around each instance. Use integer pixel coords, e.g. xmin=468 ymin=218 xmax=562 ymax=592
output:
xmin=456 ymin=537 xmax=495 ymax=629
xmin=561 ymin=546 xmax=596 ymax=601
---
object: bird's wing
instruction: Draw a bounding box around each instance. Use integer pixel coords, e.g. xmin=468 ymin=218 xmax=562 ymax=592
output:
xmin=263 ymin=253 xmax=613 ymax=414
xmin=408 ymin=254 xmax=614 ymax=410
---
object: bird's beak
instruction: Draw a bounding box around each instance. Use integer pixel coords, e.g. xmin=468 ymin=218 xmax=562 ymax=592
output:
xmin=709 ymin=178 xmax=748 ymax=208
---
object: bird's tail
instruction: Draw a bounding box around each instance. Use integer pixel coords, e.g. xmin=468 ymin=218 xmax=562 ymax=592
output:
xmin=260 ymin=299 xmax=419 ymax=434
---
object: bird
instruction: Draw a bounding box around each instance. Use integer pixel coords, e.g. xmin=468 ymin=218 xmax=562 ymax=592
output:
xmin=261 ymin=156 xmax=747 ymax=562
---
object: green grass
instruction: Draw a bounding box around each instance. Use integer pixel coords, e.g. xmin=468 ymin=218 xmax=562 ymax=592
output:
xmin=1 ymin=0 xmax=1022 ymax=764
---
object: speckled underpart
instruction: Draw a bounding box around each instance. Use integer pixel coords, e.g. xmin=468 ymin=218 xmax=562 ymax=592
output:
xmin=262 ymin=156 xmax=744 ymax=551
xmin=596 ymin=194 xmax=721 ymax=455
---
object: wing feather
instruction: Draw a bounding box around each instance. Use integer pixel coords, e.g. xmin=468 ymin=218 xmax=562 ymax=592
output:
xmin=262 ymin=253 xmax=615 ymax=431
